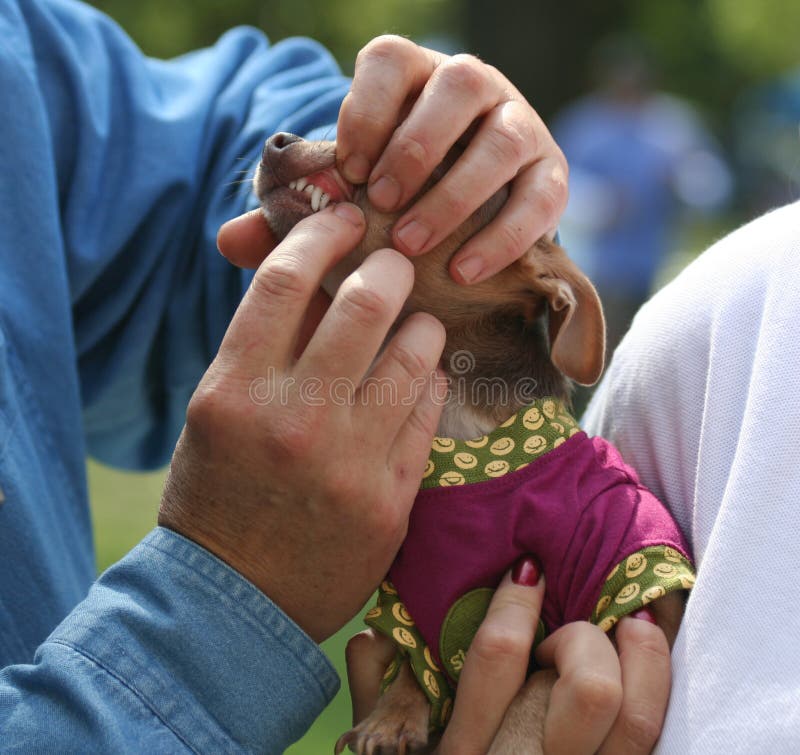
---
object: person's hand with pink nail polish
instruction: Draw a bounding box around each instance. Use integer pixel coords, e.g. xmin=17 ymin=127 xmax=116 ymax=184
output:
xmin=336 ymin=35 xmax=568 ymax=285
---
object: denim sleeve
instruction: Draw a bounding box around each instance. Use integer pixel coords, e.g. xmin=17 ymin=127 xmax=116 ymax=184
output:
xmin=0 ymin=528 xmax=339 ymax=753
xmin=19 ymin=0 xmax=349 ymax=471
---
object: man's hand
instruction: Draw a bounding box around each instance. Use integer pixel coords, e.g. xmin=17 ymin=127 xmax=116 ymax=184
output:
xmin=337 ymin=35 xmax=568 ymax=284
xmin=218 ymin=36 xmax=568 ymax=283
xmin=159 ymin=203 xmax=446 ymax=643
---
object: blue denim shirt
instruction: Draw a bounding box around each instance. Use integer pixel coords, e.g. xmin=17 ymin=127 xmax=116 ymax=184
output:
xmin=0 ymin=0 xmax=349 ymax=750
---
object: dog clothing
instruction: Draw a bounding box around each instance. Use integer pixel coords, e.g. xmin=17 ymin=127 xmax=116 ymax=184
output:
xmin=365 ymin=397 xmax=695 ymax=728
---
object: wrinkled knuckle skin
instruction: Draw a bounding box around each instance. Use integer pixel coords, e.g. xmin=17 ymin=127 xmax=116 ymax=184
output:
xmin=486 ymin=122 xmax=527 ymax=167
xmin=532 ymin=183 xmax=562 ymax=227
xmin=340 ymin=104 xmax=388 ymax=138
xmin=471 ymin=625 xmax=530 ymax=667
xmin=436 ymin=187 xmax=471 ymax=223
xmin=393 ymin=132 xmax=433 ymax=174
xmin=570 ymin=672 xmax=623 ymax=721
xmin=628 ymin=632 xmax=671 ymax=667
xmin=618 ymin=709 xmax=663 ymax=750
xmin=494 ymin=221 xmax=527 ymax=265
xmin=251 ymin=257 xmax=308 ymax=303
xmin=266 ymin=411 xmax=318 ymax=461
xmin=441 ymin=54 xmax=487 ymax=97
xmin=388 ymin=342 xmax=429 ymax=384
xmin=338 ymin=281 xmax=392 ymax=328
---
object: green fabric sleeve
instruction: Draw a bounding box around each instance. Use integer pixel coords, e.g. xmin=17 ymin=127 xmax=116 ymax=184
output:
xmin=364 ymin=582 xmax=454 ymax=730
xmin=592 ymin=545 xmax=695 ymax=631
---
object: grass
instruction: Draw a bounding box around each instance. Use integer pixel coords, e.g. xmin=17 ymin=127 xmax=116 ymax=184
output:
xmin=87 ymin=458 xmax=359 ymax=754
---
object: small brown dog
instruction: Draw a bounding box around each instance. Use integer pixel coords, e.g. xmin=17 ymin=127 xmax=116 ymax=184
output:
xmin=254 ymin=133 xmax=691 ymax=754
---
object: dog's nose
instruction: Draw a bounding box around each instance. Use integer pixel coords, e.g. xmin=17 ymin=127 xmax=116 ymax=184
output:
xmin=262 ymin=132 xmax=303 ymax=164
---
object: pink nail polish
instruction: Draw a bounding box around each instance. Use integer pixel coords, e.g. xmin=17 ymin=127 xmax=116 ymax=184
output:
xmin=630 ymin=608 xmax=658 ymax=625
xmin=512 ymin=555 xmax=542 ymax=586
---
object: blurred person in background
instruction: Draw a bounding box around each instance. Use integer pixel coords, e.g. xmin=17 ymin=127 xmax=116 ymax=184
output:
xmin=554 ymin=35 xmax=733 ymax=358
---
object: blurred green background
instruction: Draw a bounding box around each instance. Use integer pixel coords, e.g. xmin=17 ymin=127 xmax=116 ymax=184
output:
xmin=83 ymin=0 xmax=799 ymax=752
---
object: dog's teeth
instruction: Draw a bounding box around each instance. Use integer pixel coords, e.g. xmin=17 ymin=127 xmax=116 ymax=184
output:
xmin=311 ymin=185 xmax=323 ymax=211
xmin=288 ymin=180 xmax=297 ymax=190
xmin=303 ymin=184 xmax=314 ymax=195
xmin=319 ymin=193 xmax=331 ymax=210
xmin=295 ymin=177 xmax=308 ymax=192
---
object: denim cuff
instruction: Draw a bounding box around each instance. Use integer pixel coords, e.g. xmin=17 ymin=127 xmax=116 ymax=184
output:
xmin=48 ymin=527 xmax=339 ymax=753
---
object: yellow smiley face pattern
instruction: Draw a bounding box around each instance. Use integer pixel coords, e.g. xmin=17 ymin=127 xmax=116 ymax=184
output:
xmin=365 ymin=582 xmax=454 ymax=731
xmin=421 ymin=397 xmax=581 ymax=490
xmin=592 ymin=545 xmax=696 ymax=632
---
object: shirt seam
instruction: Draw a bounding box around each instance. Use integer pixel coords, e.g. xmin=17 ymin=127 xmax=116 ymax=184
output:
xmin=46 ymin=638 xmax=202 ymax=754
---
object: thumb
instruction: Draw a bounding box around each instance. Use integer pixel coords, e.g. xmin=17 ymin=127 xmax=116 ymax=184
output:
xmin=217 ymin=209 xmax=277 ymax=268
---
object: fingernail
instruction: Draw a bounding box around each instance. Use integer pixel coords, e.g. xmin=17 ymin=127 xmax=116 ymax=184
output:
xmin=455 ymin=256 xmax=484 ymax=284
xmin=333 ymin=203 xmax=364 ymax=226
xmin=342 ymin=153 xmax=371 ymax=183
xmin=369 ymin=174 xmax=402 ymax=210
xmin=512 ymin=555 xmax=542 ymax=586
xmin=629 ymin=608 xmax=658 ymax=625
xmin=395 ymin=219 xmax=432 ymax=255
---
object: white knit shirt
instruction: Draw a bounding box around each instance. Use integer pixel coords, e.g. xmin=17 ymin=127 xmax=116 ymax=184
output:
xmin=583 ymin=200 xmax=800 ymax=753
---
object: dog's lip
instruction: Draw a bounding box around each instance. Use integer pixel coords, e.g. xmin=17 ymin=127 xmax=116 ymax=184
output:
xmin=299 ymin=168 xmax=353 ymax=203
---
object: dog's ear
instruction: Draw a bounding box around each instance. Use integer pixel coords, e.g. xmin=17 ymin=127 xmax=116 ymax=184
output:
xmin=517 ymin=239 xmax=605 ymax=385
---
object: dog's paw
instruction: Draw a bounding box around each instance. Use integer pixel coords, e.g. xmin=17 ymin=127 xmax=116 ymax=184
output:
xmin=334 ymin=706 xmax=430 ymax=755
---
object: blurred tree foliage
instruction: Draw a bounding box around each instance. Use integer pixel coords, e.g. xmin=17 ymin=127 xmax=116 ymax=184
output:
xmin=87 ymin=0 xmax=456 ymax=74
xmin=87 ymin=0 xmax=799 ymax=127
xmin=462 ymin=0 xmax=800 ymax=127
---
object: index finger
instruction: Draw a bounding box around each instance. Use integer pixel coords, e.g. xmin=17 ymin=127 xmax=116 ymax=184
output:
xmin=336 ymin=36 xmax=443 ymax=184
xmin=439 ymin=557 xmax=544 ymax=755
xmin=218 ymin=203 xmax=365 ymax=374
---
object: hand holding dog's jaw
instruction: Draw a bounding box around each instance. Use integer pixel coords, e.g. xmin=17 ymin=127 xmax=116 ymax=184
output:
xmin=218 ymin=35 xmax=568 ymax=282
xmin=161 ymin=205 xmax=446 ymax=643
xmin=335 ymin=36 xmax=568 ymax=282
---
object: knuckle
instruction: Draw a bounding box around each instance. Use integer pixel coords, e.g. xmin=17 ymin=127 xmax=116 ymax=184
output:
xmin=494 ymin=221 xmax=528 ymax=264
xmin=338 ymin=99 xmax=387 ymax=137
xmin=485 ymin=122 xmax=527 ymax=167
xmin=266 ymin=411 xmax=318 ymax=460
xmin=531 ymin=182 xmax=562 ymax=226
xmin=251 ymin=256 xmax=308 ymax=303
xmin=436 ymin=185 xmax=471 ymax=221
xmin=185 ymin=383 xmax=225 ymax=436
xmin=471 ymin=624 xmax=530 ymax=666
xmin=388 ymin=342 xmax=429 ymax=383
xmin=440 ymin=54 xmax=487 ymax=96
xmin=618 ymin=708 xmax=663 ymax=749
xmin=393 ymin=131 xmax=433 ymax=173
xmin=337 ymin=281 xmax=391 ymax=327
xmin=324 ymin=465 xmax=362 ymax=504
xmin=569 ymin=671 xmax=623 ymax=720
xmin=628 ymin=632 xmax=671 ymax=666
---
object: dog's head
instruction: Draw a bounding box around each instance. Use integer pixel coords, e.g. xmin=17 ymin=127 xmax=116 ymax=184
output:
xmin=254 ymin=133 xmax=604 ymax=435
